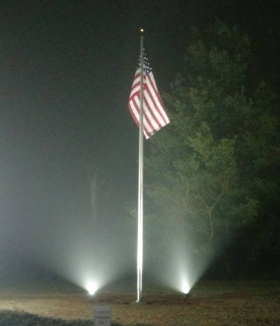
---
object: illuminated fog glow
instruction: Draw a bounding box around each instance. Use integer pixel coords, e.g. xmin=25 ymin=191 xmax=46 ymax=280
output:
xmin=145 ymin=215 xmax=214 ymax=294
xmin=30 ymin=207 xmax=134 ymax=296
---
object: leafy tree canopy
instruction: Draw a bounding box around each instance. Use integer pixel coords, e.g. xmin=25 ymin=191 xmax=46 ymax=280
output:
xmin=145 ymin=20 xmax=280 ymax=263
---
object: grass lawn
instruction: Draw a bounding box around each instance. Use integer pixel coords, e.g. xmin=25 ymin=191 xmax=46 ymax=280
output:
xmin=0 ymin=280 xmax=279 ymax=325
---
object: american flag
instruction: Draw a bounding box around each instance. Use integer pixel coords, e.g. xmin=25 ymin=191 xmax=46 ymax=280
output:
xmin=128 ymin=51 xmax=170 ymax=139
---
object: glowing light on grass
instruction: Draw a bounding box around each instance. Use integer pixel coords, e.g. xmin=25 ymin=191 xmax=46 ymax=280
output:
xmin=144 ymin=214 xmax=214 ymax=296
xmin=181 ymin=281 xmax=190 ymax=294
xmin=31 ymin=207 xmax=135 ymax=299
xmin=86 ymin=281 xmax=98 ymax=295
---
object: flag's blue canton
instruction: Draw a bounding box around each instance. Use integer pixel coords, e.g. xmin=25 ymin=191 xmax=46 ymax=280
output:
xmin=137 ymin=50 xmax=152 ymax=74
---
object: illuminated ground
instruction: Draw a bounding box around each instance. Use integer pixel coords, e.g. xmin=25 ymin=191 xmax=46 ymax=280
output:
xmin=0 ymin=280 xmax=279 ymax=325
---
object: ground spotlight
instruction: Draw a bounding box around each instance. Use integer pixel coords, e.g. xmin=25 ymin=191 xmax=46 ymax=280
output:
xmin=181 ymin=281 xmax=190 ymax=293
xmin=184 ymin=291 xmax=190 ymax=302
xmin=86 ymin=281 xmax=98 ymax=296
xmin=182 ymin=281 xmax=190 ymax=302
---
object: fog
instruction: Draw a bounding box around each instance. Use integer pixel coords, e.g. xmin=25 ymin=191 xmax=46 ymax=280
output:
xmin=0 ymin=145 xmax=137 ymax=291
xmin=0 ymin=145 xmax=210 ymax=295
xmin=3 ymin=0 xmax=276 ymax=295
xmin=143 ymin=215 xmax=213 ymax=294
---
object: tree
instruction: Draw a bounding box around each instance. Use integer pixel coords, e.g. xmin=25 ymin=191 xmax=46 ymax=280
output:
xmin=144 ymin=21 xmax=280 ymax=275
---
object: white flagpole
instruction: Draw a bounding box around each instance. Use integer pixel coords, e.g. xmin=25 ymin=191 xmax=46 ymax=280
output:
xmin=137 ymin=29 xmax=144 ymax=303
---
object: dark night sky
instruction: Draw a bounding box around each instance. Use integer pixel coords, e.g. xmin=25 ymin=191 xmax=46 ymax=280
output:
xmin=0 ymin=0 xmax=280 ymax=273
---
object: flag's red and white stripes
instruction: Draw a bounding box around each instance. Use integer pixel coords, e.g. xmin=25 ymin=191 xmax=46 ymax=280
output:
xmin=128 ymin=64 xmax=169 ymax=139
